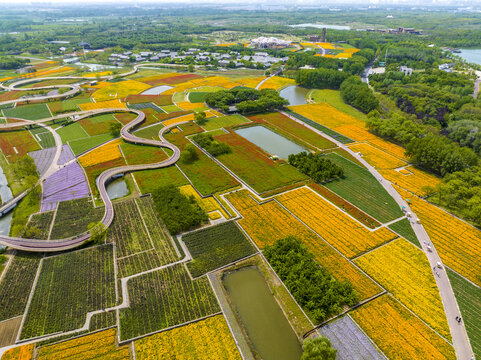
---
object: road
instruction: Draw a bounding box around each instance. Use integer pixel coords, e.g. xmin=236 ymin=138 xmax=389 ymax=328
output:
xmin=281 ymin=111 xmax=474 ymax=360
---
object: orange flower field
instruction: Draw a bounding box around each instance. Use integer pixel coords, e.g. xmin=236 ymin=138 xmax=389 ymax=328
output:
xmin=176 ymin=101 xmax=207 ymax=110
xmin=351 ymin=295 xmax=456 ymax=360
xmin=163 ymin=113 xmax=196 ymax=126
xmin=349 ymin=143 xmax=407 ymax=169
xmin=258 ymin=76 xmax=296 ymax=90
xmin=226 ymin=190 xmax=382 ymax=300
xmin=380 ymin=166 xmax=441 ymax=196
xmin=276 ymin=187 xmax=398 ymax=258
xmin=1 ymin=344 xmax=34 ymax=360
xmin=355 ymin=238 xmax=451 ymax=340
xmin=79 ymin=139 xmax=123 ymax=167
xmin=396 ymin=186 xmax=481 ymax=287
xmin=37 ymin=328 xmax=130 ymax=360
xmin=135 ymin=315 xmax=241 ymax=360
xmin=179 ymin=185 xmax=230 ymax=219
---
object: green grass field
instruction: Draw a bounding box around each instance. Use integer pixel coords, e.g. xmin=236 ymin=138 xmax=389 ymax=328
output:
xmin=121 ymin=142 xmax=168 ymax=165
xmin=119 ymin=263 xmax=220 ymax=341
xmin=29 ymin=126 xmax=55 ymax=149
xmin=202 ymin=114 xmax=250 ymax=131
xmin=184 ymin=221 xmax=257 ymax=277
xmin=161 ymin=104 xmax=182 ymax=113
xmin=310 ymin=89 xmax=367 ymax=121
xmin=188 ymin=92 xmax=210 ymax=103
xmin=133 ymin=123 xmax=164 ymax=140
xmin=2 ymin=103 xmax=51 ymax=121
xmin=388 ymin=218 xmax=420 ymax=247
xmin=69 ymin=133 xmax=116 ymax=156
xmin=47 ymin=98 xmax=87 ymax=115
xmin=21 ymin=245 xmax=116 ymax=339
xmin=57 ymin=122 xmax=89 ymax=143
xmin=134 ymin=166 xmax=190 ymax=194
xmin=324 ymin=153 xmax=403 ymax=223
xmin=447 ymin=269 xmax=481 ymax=359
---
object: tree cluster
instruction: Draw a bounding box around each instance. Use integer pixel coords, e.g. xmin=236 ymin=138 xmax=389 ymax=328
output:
xmin=340 ymin=76 xmax=379 ymax=113
xmin=205 ymin=88 xmax=288 ymax=114
xmin=264 ymin=236 xmax=359 ymax=323
xmin=151 ymin=184 xmax=208 ymax=235
xmin=302 ymin=337 xmax=337 ymax=360
xmin=288 ymin=152 xmax=344 ymax=183
xmin=192 ymin=133 xmax=231 ymax=157
xmin=0 ymin=57 xmax=28 ymax=70
xmin=296 ymin=68 xmax=349 ymax=90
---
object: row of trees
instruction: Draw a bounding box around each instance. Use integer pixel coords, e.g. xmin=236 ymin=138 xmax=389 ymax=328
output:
xmin=288 ymin=152 xmax=344 ymax=183
xmin=340 ymin=76 xmax=379 ymax=114
xmin=296 ymin=68 xmax=349 ymax=89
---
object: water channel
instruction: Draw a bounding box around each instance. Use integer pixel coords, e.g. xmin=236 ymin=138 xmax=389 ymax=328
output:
xmin=222 ymin=266 xmax=302 ymax=360
xmin=106 ymin=177 xmax=129 ymax=200
xmin=235 ymin=125 xmax=306 ymax=159
xmin=279 ymin=85 xmax=309 ymax=106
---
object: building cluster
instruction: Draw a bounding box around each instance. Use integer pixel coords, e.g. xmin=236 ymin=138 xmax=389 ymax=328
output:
xmin=250 ymin=37 xmax=291 ymax=49
xmin=366 ymin=27 xmax=423 ymax=35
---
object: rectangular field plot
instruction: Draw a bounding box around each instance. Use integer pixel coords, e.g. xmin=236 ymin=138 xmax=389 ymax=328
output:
xmin=29 ymin=126 xmax=55 ymax=149
xmin=355 ymin=238 xmax=451 ymax=340
xmin=380 ymin=166 xmax=441 ymax=197
xmin=318 ymin=316 xmax=387 ymax=360
xmin=121 ymin=141 xmax=168 ymax=166
xmin=25 ymin=211 xmax=54 ymax=239
xmin=226 ymin=190 xmax=381 ymax=301
xmin=396 ymin=186 xmax=481 ymax=287
xmin=324 ymin=153 xmax=403 ymax=223
xmin=37 ymin=328 xmax=130 ymax=360
xmin=119 ymin=263 xmax=220 ymax=341
xmin=351 ymin=295 xmax=455 ymax=360
xmin=134 ymin=166 xmax=190 ymax=194
xmin=135 ymin=315 xmax=241 ymax=360
xmin=0 ymin=129 xmax=41 ymax=162
xmin=20 ymin=245 xmax=117 ymax=339
xmin=183 ymin=221 xmax=257 ymax=277
xmin=276 ymin=187 xmax=398 ymax=258
xmin=212 ymin=131 xmax=307 ymax=194
xmin=447 ymin=269 xmax=481 ymax=359
xmin=349 ymin=143 xmax=407 ymax=170
xmin=47 ymin=98 xmax=86 ymax=115
xmin=69 ymin=133 xmax=116 ymax=156
xmin=201 ymin=114 xmax=249 ymax=131
xmin=57 ymin=122 xmax=89 ymax=143
xmin=2 ymin=103 xmax=51 ymax=120
xmin=78 ymin=113 xmax=120 ymax=136
xmin=0 ymin=253 xmax=41 ymax=321
xmin=0 ymin=316 xmax=22 ymax=348
xmin=49 ymin=198 xmax=103 ymax=239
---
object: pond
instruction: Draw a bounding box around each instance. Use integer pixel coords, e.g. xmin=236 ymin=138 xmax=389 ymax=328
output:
xmin=289 ymin=23 xmax=350 ymax=30
xmin=0 ymin=166 xmax=13 ymax=240
xmin=279 ymin=86 xmax=309 ymax=106
xmin=141 ymin=85 xmax=173 ymax=95
xmin=235 ymin=125 xmax=306 ymax=159
xmin=106 ymin=177 xmax=129 ymax=200
xmin=458 ymin=49 xmax=481 ymax=66
xmin=222 ymin=266 xmax=302 ymax=360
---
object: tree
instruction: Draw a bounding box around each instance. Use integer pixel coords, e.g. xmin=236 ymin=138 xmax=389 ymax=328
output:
xmin=301 ymin=337 xmax=337 ymax=360
xmin=181 ymin=144 xmax=199 ymax=163
xmin=88 ymin=222 xmax=108 ymax=244
xmin=109 ymin=121 xmax=123 ymax=138
xmin=195 ymin=111 xmax=207 ymax=125
xmin=188 ymin=63 xmax=194 ymax=72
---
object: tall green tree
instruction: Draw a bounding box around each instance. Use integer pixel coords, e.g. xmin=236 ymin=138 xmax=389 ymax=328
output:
xmin=301 ymin=337 xmax=337 ymax=360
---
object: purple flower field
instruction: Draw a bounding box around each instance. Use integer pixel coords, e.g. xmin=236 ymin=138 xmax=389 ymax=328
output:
xmin=41 ymin=162 xmax=89 ymax=212
xmin=317 ymin=316 xmax=387 ymax=360
xmin=30 ymin=145 xmax=76 ymax=177
xmin=57 ymin=144 xmax=75 ymax=165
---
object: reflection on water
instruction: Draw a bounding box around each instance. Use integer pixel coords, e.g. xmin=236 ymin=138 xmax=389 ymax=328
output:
xmin=106 ymin=177 xmax=129 ymax=200
xmin=458 ymin=49 xmax=481 ymax=66
xmin=279 ymin=85 xmax=309 ymax=106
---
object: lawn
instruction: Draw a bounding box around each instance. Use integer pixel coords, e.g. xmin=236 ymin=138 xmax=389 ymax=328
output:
xmin=2 ymin=103 xmax=51 ymax=120
xmin=57 ymin=122 xmax=89 ymax=143
xmin=202 ymin=114 xmax=250 ymax=131
xmin=212 ymin=131 xmax=308 ymax=194
xmin=121 ymin=141 xmax=168 ymax=165
xmin=20 ymin=245 xmax=116 ymax=339
xmin=0 ymin=253 xmax=41 ymax=321
xmin=183 ymin=221 xmax=257 ymax=277
xmin=188 ymin=91 xmax=210 ymax=103
xmin=447 ymin=269 xmax=481 ymax=359
xmin=388 ymin=218 xmax=420 ymax=247
xmin=49 ymin=197 xmax=104 ymax=239
xmin=310 ymin=89 xmax=367 ymax=121
xmin=119 ymin=263 xmax=220 ymax=341
xmin=78 ymin=113 xmax=120 ymax=136
xmin=133 ymin=123 xmax=164 ymax=140
xmin=29 ymin=126 xmax=55 ymax=149
xmin=324 ymin=152 xmax=404 ymax=223
xmin=133 ymin=166 xmax=190 ymax=194
xmin=160 ymin=104 xmax=182 ymax=113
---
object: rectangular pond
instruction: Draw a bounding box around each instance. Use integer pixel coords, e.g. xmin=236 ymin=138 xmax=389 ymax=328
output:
xmin=235 ymin=125 xmax=306 ymax=159
xmin=222 ymin=266 xmax=302 ymax=360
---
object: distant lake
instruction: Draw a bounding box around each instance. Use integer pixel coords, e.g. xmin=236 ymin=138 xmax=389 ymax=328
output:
xmin=458 ymin=49 xmax=481 ymax=66
xmin=289 ymin=23 xmax=350 ymax=30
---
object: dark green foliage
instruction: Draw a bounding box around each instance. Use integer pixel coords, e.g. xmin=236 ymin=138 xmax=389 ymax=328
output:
xmin=89 ymin=310 xmax=117 ymax=332
xmin=205 ymin=88 xmax=288 ymax=114
xmin=406 ymin=133 xmax=478 ymax=176
xmin=296 ymin=68 xmax=349 ymax=89
xmin=264 ymin=237 xmax=359 ymax=324
xmin=301 ymin=337 xmax=337 ymax=360
xmin=446 ymin=119 xmax=481 ymax=156
xmin=193 ymin=133 xmax=231 ymax=156
xmin=24 ymin=211 xmax=54 ymax=239
xmin=0 ymin=57 xmax=28 ymax=69
xmin=151 ymin=184 xmax=208 ymax=235
xmin=366 ymin=110 xmax=424 ymax=146
xmin=180 ymin=143 xmax=199 ymax=163
xmin=288 ymin=152 xmax=343 ymax=183
xmin=194 ymin=111 xmax=207 ymax=125
xmin=340 ymin=76 xmax=379 ymax=114
xmin=183 ymin=221 xmax=257 ymax=277
xmin=109 ymin=121 xmax=122 ymax=138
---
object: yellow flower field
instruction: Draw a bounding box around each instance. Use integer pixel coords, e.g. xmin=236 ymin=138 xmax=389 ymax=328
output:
xmin=79 ymin=139 xmax=123 ymax=167
xmin=82 ymin=71 xmax=112 ymax=78
xmin=86 ymin=81 xmax=112 ymax=89
xmin=37 ymin=328 xmax=130 ymax=360
xmin=236 ymin=76 xmax=266 ymax=88
xmin=349 ymin=143 xmax=407 ymax=169
xmin=163 ymin=113 xmax=195 ymax=126
xmin=355 ymin=238 xmax=451 ymax=340
xmin=226 ymin=190 xmax=382 ymax=300
xmin=135 ymin=315 xmax=241 ymax=360
xmin=93 ymin=80 xmax=151 ymax=102
xmin=1 ymin=344 xmax=34 ymax=360
xmin=396 ymin=186 xmax=481 ymax=287
xmin=289 ymin=103 xmax=366 ymax=129
xmin=276 ymin=187 xmax=398 ymax=258
xmin=380 ymin=166 xmax=441 ymax=196
xmin=258 ymin=76 xmax=296 ymax=90
xmin=368 ymin=138 xmax=408 ymax=160
xmin=78 ymin=99 xmax=127 ymax=111
xmin=316 ymin=42 xmax=336 ymax=49
xmin=177 ymin=101 xmax=207 ymax=110
xmin=180 ymin=185 xmax=230 ymax=219
xmin=351 ymin=295 xmax=455 ymax=360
